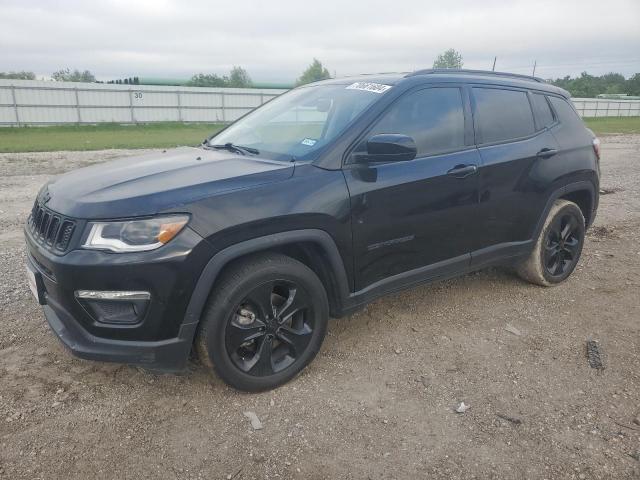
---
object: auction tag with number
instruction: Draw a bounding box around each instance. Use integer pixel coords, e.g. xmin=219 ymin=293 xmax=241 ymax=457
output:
xmin=345 ymin=82 xmax=392 ymax=94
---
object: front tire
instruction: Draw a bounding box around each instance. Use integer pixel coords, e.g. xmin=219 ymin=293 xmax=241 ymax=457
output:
xmin=517 ymin=199 xmax=585 ymax=286
xmin=196 ymin=253 xmax=329 ymax=392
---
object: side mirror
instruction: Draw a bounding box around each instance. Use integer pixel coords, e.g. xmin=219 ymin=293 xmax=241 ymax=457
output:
xmin=357 ymin=134 xmax=417 ymax=163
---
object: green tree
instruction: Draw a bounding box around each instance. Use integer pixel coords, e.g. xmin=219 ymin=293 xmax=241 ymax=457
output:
xmin=296 ymin=59 xmax=331 ymax=86
xmin=186 ymin=73 xmax=227 ymax=87
xmin=549 ymin=71 xmax=638 ymax=98
xmin=569 ymin=72 xmax=599 ymax=97
xmin=601 ymin=72 xmax=626 ymax=94
xmin=51 ymin=68 xmax=96 ymax=82
xmin=186 ymin=67 xmax=252 ymax=88
xmin=627 ymin=73 xmax=640 ymax=96
xmin=227 ymin=66 xmax=252 ymax=87
xmin=0 ymin=71 xmax=36 ymax=80
xmin=433 ymin=49 xmax=463 ymax=69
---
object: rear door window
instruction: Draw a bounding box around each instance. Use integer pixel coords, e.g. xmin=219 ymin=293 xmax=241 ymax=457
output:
xmin=473 ymin=88 xmax=535 ymax=144
xmin=530 ymin=93 xmax=555 ymax=129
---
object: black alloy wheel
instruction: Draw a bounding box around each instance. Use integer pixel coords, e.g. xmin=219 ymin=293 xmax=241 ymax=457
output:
xmin=516 ymin=199 xmax=586 ymax=287
xmin=226 ymin=280 xmax=314 ymax=377
xmin=543 ymin=213 xmax=582 ymax=278
xmin=196 ymin=253 xmax=329 ymax=391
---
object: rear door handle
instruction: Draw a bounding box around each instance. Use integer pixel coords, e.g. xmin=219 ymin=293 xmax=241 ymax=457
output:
xmin=447 ymin=164 xmax=478 ymax=178
xmin=536 ymin=148 xmax=558 ymax=158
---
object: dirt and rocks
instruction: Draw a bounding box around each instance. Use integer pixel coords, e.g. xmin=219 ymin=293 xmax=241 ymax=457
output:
xmin=0 ymin=137 xmax=639 ymax=479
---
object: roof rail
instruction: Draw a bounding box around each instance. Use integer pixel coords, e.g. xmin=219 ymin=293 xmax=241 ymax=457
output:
xmin=406 ymin=68 xmax=545 ymax=83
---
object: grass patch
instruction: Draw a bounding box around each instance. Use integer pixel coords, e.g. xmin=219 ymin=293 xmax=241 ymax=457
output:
xmin=1 ymin=117 xmax=638 ymax=153
xmin=0 ymin=122 xmax=225 ymax=153
xmin=584 ymin=117 xmax=640 ymax=135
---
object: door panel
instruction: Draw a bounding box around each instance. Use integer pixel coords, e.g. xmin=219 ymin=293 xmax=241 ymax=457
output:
xmin=469 ymin=86 xmax=562 ymax=260
xmin=473 ymin=130 xmax=559 ymax=254
xmin=345 ymin=85 xmax=479 ymax=291
xmin=345 ymin=148 xmax=480 ymax=290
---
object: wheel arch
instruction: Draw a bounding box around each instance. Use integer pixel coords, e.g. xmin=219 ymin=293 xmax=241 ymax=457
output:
xmin=533 ymin=181 xmax=596 ymax=241
xmin=560 ymin=188 xmax=594 ymax=227
xmin=183 ymin=230 xmax=351 ymax=337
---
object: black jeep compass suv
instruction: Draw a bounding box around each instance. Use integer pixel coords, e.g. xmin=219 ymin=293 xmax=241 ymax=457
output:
xmin=25 ymin=69 xmax=600 ymax=391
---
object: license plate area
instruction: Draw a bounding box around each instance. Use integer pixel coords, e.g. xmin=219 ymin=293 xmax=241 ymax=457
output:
xmin=26 ymin=264 xmax=46 ymax=305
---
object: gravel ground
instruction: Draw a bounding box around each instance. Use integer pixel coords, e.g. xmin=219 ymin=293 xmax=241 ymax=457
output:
xmin=0 ymin=138 xmax=639 ymax=480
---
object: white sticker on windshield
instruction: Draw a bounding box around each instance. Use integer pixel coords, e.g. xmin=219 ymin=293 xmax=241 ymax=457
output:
xmin=346 ymin=82 xmax=392 ymax=94
xmin=301 ymin=138 xmax=317 ymax=146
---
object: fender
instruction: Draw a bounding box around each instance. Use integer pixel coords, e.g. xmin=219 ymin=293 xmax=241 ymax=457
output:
xmin=469 ymin=180 xmax=597 ymax=270
xmin=532 ymin=181 xmax=597 ymax=241
xmin=181 ymin=229 xmax=351 ymax=335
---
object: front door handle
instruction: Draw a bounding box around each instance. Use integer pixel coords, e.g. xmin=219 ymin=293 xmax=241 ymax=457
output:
xmin=536 ymin=148 xmax=558 ymax=158
xmin=447 ymin=164 xmax=478 ymax=178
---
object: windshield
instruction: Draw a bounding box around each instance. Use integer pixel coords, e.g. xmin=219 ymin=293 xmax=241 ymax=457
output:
xmin=208 ymin=83 xmax=392 ymax=161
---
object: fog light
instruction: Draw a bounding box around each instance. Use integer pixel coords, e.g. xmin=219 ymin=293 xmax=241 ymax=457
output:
xmin=75 ymin=290 xmax=150 ymax=325
xmin=75 ymin=290 xmax=150 ymax=300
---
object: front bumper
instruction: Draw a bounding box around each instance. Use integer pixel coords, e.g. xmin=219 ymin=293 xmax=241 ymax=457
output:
xmin=42 ymin=299 xmax=196 ymax=372
xmin=25 ymin=224 xmax=215 ymax=372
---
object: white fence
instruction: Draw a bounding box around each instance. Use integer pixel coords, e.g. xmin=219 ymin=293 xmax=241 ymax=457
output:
xmin=0 ymin=80 xmax=286 ymax=126
xmin=571 ymin=98 xmax=640 ymax=117
xmin=1 ymin=80 xmax=638 ymax=126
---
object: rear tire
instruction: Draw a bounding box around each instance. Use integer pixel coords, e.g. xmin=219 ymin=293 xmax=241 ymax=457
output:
xmin=196 ymin=252 xmax=329 ymax=392
xmin=517 ymin=199 xmax=585 ymax=287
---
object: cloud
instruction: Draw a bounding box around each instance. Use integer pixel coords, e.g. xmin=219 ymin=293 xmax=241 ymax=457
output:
xmin=0 ymin=0 xmax=638 ymax=81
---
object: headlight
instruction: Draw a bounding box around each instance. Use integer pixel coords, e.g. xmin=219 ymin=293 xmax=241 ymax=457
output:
xmin=83 ymin=215 xmax=189 ymax=253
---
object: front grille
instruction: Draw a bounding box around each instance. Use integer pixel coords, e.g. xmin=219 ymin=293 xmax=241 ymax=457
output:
xmin=28 ymin=200 xmax=76 ymax=253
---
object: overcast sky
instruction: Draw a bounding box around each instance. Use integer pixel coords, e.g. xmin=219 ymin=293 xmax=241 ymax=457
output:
xmin=1 ymin=0 xmax=639 ymax=83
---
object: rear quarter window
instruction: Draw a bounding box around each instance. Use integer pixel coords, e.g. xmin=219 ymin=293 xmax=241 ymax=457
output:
xmin=548 ymin=96 xmax=583 ymax=127
xmin=473 ymin=88 xmax=535 ymax=144
xmin=530 ymin=93 xmax=555 ymax=129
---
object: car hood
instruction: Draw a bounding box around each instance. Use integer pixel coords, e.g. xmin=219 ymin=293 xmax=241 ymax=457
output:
xmin=45 ymin=147 xmax=295 ymax=219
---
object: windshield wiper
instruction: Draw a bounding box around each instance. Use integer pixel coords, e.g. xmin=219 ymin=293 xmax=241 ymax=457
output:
xmin=206 ymin=142 xmax=260 ymax=156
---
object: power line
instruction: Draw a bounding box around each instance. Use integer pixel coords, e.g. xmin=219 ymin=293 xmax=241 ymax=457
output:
xmin=502 ymin=59 xmax=640 ymax=70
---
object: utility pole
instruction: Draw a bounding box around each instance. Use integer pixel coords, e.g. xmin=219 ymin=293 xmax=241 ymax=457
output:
xmin=532 ymin=60 xmax=537 ymax=76
xmin=492 ymin=57 xmax=497 ymax=71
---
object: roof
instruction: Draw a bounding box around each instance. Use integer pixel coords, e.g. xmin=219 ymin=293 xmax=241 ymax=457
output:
xmin=308 ymin=69 xmax=570 ymax=98
xmin=407 ymin=68 xmax=545 ymax=83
